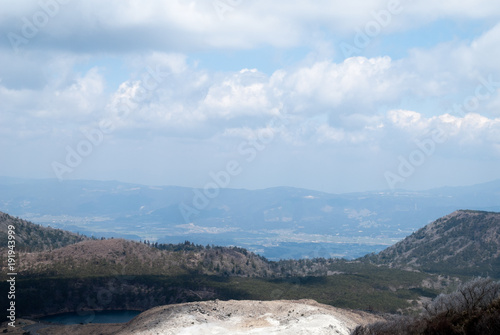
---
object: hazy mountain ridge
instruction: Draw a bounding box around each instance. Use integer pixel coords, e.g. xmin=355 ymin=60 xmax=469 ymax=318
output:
xmin=3 ymin=177 xmax=500 ymax=259
xmin=366 ymin=210 xmax=500 ymax=277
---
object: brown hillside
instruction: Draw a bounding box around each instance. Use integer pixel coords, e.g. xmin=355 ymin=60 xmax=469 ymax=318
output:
xmin=0 ymin=211 xmax=88 ymax=251
xmin=367 ymin=210 xmax=500 ymax=277
xmin=8 ymin=237 xmax=275 ymax=278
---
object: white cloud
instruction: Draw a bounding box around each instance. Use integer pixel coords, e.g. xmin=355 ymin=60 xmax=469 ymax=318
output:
xmin=384 ymin=110 xmax=500 ymax=151
xmin=3 ymin=0 xmax=500 ymax=53
xmin=387 ymin=109 xmax=425 ymax=129
xmin=49 ymin=68 xmax=105 ymax=116
xmin=273 ymin=56 xmax=406 ymax=115
xmin=202 ymin=69 xmax=273 ymax=118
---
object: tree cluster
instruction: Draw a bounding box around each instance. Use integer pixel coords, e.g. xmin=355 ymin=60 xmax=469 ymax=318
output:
xmin=353 ymin=277 xmax=500 ymax=335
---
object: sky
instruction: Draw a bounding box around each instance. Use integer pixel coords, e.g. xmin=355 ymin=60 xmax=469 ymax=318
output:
xmin=1 ymin=0 xmax=500 ymax=193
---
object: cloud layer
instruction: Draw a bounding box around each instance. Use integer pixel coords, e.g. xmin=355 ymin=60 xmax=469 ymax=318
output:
xmin=1 ymin=0 xmax=500 ymax=192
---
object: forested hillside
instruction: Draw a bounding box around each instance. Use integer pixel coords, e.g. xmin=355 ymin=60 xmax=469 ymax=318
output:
xmin=0 ymin=211 xmax=88 ymax=251
xmin=365 ymin=210 xmax=500 ymax=278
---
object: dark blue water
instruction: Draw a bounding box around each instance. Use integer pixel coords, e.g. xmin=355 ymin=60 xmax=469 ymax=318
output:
xmin=40 ymin=310 xmax=141 ymax=325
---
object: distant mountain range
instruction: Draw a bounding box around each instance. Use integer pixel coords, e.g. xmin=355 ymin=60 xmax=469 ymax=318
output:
xmin=1 ymin=176 xmax=500 ymax=259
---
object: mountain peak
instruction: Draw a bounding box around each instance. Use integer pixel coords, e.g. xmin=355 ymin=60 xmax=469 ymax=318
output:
xmin=367 ymin=210 xmax=500 ymax=277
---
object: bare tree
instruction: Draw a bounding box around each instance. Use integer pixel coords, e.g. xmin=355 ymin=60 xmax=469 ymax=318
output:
xmin=424 ymin=277 xmax=500 ymax=317
xmin=355 ymin=278 xmax=500 ymax=335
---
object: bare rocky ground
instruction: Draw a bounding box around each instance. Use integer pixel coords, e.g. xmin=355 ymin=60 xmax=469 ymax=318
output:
xmin=1 ymin=319 xmax=37 ymax=334
xmin=32 ymin=299 xmax=382 ymax=335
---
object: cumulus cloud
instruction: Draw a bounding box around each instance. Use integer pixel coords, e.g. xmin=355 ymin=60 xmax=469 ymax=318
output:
xmin=3 ymin=38 xmax=499 ymax=145
xmin=202 ymin=69 xmax=275 ymax=118
xmin=382 ymin=110 xmax=500 ymax=156
xmin=272 ymin=56 xmax=407 ymax=116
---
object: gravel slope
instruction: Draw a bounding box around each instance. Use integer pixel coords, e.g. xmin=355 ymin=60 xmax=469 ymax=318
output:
xmin=35 ymin=299 xmax=381 ymax=335
xmin=117 ymin=299 xmax=380 ymax=335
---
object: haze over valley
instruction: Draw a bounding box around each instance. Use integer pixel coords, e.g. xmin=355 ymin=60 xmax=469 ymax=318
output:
xmin=2 ymin=177 xmax=500 ymax=260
